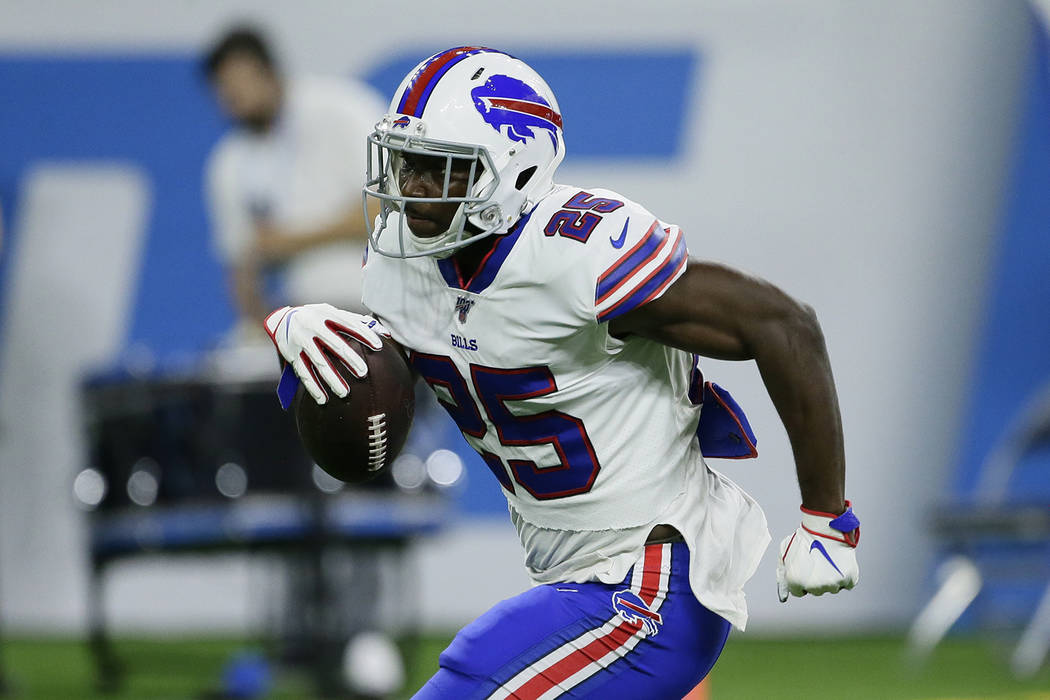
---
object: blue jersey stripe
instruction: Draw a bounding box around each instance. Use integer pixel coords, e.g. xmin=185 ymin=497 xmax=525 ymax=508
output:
xmin=595 ymin=221 xmax=666 ymax=303
xmin=463 ymin=213 xmax=531 ymax=293
xmin=687 ymin=354 xmax=703 ymax=405
xmin=597 ymin=232 xmax=687 ymax=322
xmin=433 ymin=212 xmax=532 ymax=294
xmin=436 ymin=256 xmax=462 ymax=288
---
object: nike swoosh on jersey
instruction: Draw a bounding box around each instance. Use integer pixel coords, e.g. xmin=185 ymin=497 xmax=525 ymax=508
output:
xmin=810 ymin=540 xmax=844 ymax=575
xmin=610 ymin=219 xmax=629 ymax=248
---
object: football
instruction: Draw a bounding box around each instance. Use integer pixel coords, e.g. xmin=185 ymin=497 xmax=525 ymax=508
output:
xmin=292 ymin=335 xmax=415 ymax=483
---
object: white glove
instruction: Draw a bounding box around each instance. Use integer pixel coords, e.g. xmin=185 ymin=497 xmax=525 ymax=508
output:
xmin=263 ymin=303 xmax=388 ymax=405
xmin=777 ymin=501 xmax=860 ymax=602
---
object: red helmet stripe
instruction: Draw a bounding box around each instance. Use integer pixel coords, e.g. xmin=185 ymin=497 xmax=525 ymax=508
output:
xmin=398 ymin=46 xmax=494 ymax=117
xmin=485 ymin=97 xmax=563 ymax=128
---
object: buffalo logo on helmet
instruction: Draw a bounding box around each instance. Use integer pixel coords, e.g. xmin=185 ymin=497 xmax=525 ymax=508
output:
xmin=611 ymin=590 xmax=663 ymax=635
xmin=391 ymin=115 xmax=411 ymax=129
xmin=470 ymin=74 xmax=563 ymax=150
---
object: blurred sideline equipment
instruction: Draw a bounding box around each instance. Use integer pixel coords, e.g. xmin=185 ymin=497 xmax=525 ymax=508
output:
xmin=342 ymin=630 xmax=406 ymax=697
xmin=220 ymin=650 xmax=272 ymax=699
xmin=78 ymin=351 xmax=449 ymax=695
xmin=909 ymin=380 xmax=1050 ymax=676
xmin=277 ymin=46 xmax=859 ymax=696
xmin=203 ymin=26 xmax=385 ymax=332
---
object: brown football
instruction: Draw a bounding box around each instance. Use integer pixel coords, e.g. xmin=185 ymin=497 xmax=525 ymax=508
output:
xmin=292 ymin=335 xmax=415 ymax=483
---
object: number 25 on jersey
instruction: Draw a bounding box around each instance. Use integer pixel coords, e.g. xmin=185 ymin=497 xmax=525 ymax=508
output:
xmin=410 ymin=353 xmax=601 ymax=500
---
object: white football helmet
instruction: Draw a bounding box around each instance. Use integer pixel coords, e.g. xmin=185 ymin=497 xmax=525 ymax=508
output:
xmin=363 ymin=47 xmax=566 ymax=258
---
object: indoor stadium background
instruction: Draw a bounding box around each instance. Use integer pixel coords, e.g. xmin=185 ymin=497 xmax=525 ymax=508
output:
xmin=1 ymin=1 xmax=1049 ymax=698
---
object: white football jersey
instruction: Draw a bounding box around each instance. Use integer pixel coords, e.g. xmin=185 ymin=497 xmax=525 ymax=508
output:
xmin=362 ymin=184 xmax=770 ymax=627
xmin=364 ymin=184 xmax=698 ymax=529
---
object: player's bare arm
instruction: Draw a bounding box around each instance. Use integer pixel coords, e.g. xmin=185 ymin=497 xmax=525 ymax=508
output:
xmin=610 ymin=259 xmax=859 ymax=601
xmin=609 ymin=260 xmax=844 ymax=515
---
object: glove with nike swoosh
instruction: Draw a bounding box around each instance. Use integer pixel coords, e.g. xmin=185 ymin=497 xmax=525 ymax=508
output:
xmin=263 ymin=303 xmax=388 ymax=405
xmin=777 ymin=501 xmax=860 ymax=602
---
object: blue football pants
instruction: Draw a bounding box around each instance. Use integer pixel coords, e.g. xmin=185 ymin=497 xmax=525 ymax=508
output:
xmin=413 ymin=541 xmax=731 ymax=699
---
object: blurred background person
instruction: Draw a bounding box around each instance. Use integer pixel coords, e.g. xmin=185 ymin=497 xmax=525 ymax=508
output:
xmin=203 ymin=26 xmax=384 ymax=340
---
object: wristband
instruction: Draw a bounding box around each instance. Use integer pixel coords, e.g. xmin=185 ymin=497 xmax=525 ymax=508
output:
xmin=800 ymin=500 xmax=859 ymax=547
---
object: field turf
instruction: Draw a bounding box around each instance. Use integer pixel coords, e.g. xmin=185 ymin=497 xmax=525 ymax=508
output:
xmin=0 ymin=634 xmax=1047 ymax=699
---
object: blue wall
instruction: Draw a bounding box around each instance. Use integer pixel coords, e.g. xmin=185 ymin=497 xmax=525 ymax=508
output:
xmin=951 ymin=15 xmax=1050 ymax=500
xmin=0 ymin=54 xmax=233 ymax=357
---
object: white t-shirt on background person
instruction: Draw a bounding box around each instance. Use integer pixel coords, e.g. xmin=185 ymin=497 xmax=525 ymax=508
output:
xmin=206 ymin=75 xmax=385 ymax=316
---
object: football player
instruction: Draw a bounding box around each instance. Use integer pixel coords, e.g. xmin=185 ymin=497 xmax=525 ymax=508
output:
xmin=266 ymin=47 xmax=860 ymax=699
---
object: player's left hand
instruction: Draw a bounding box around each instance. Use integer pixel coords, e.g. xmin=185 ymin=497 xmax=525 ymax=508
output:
xmin=777 ymin=501 xmax=860 ymax=602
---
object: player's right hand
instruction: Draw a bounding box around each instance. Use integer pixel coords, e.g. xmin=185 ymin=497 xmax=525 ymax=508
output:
xmin=263 ymin=303 xmax=388 ymax=405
